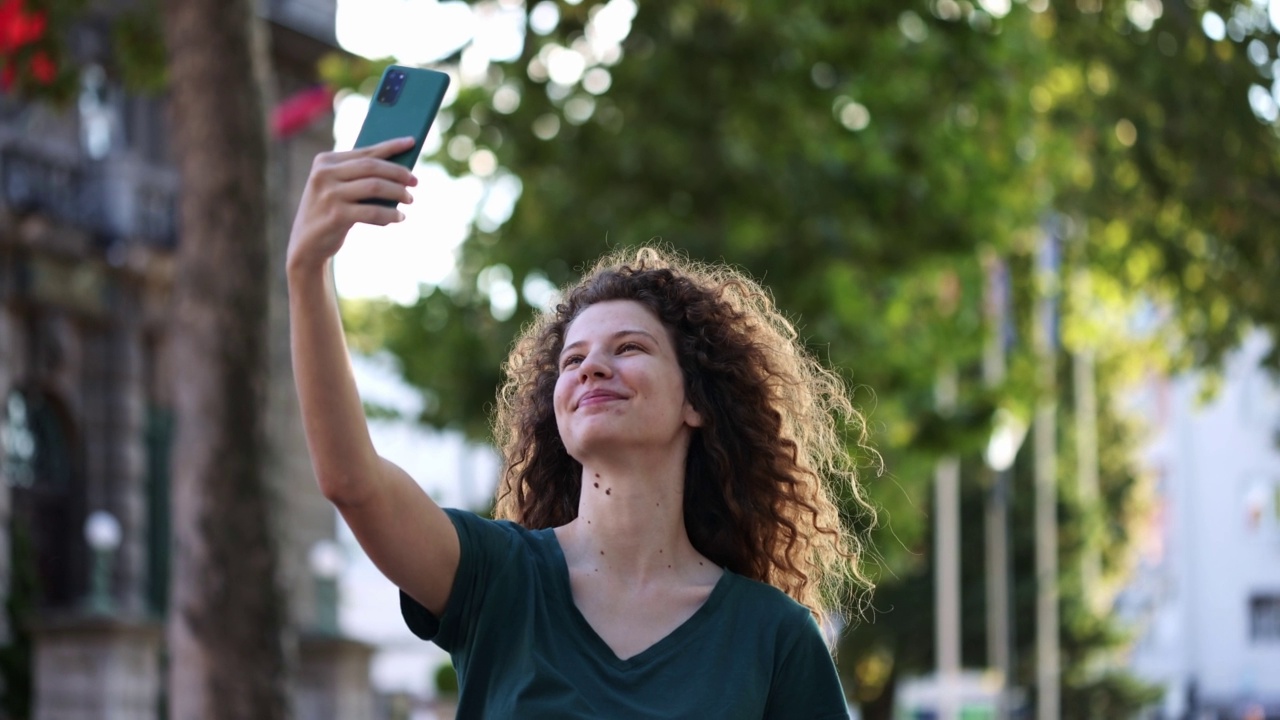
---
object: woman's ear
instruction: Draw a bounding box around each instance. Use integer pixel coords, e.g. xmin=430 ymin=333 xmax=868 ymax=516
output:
xmin=683 ymin=400 xmax=704 ymax=428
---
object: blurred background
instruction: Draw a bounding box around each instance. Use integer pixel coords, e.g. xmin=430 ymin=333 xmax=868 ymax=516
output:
xmin=0 ymin=0 xmax=1277 ymax=718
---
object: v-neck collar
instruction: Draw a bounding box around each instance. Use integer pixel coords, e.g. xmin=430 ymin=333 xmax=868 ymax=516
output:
xmin=539 ymin=527 xmax=732 ymax=671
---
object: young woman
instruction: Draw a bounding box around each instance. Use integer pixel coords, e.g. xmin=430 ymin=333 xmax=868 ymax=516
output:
xmin=288 ymin=137 xmax=874 ymax=718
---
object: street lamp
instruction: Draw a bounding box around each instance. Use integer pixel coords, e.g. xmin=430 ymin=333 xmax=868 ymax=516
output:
xmin=983 ymin=408 xmax=1027 ymax=720
xmin=308 ymin=539 xmax=345 ymax=635
xmin=84 ymin=510 xmax=121 ymax=614
xmin=985 ymin=408 xmax=1028 ymax=473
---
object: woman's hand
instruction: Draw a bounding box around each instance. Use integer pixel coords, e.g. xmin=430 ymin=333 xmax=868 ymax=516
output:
xmin=286 ymin=136 xmax=419 ymax=275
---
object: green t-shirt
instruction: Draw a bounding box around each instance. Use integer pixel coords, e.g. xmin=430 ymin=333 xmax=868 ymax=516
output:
xmin=400 ymin=509 xmax=850 ymax=719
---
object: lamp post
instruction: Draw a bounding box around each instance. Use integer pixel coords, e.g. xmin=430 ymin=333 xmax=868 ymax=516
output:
xmin=985 ymin=409 xmax=1027 ymax=472
xmin=982 ymin=250 xmax=1022 ymax=720
xmin=984 ymin=409 xmax=1027 ymax=720
xmin=308 ymin=539 xmax=344 ymax=635
xmin=1033 ymin=228 xmax=1061 ymax=720
xmin=935 ymin=364 xmax=961 ymax=720
xmin=84 ymin=510 xmax=121 ymax=615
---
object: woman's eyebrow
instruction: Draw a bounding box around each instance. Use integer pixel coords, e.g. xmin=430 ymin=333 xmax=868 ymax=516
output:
xmin=560 ymin=329 xmax=660 ymax=356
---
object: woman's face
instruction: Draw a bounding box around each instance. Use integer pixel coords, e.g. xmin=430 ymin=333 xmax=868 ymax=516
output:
xmin=553 ymin=300 xmax=702 ymax=463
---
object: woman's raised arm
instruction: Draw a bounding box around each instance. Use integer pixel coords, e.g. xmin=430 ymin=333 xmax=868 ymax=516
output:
xmin=286 ymin=137 xmax=459 ymax=616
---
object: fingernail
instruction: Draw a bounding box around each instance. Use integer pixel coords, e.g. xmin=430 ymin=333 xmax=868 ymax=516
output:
xmin=396 ymin=211 xmax=406 ymax=221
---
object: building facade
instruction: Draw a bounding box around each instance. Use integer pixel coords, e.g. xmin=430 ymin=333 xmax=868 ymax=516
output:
xmin=1124 ymin=331 xmax=1280 ymax=719
xmin=0 ymin=1 xmax=377 ymax=717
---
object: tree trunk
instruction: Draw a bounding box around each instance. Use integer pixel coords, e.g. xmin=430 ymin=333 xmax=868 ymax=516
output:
xmin=161 ymin=1 xmax=288 ymax=718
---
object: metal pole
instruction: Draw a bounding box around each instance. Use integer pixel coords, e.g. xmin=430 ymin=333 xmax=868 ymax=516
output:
xmin=982 ymin=251 xmax=1012 ymax=720
xmin=1034 ymin=397 xmax=1059 ymax=720
xmin=935 ymin=364 xmax=961 ymax=720
xmin=1074 ymin=344 xmax=1101 ymax=612
xmin=1034 ymin=232 xmax=1060 ymax=720
xmin=985 ymin=470 xmax=1012 ymax=717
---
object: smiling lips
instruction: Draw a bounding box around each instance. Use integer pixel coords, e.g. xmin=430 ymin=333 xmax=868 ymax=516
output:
xmin=576 ymin=388 xmax=626 ymax=409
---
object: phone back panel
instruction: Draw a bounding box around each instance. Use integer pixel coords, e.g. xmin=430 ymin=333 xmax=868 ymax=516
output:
xmin=353 ymin=65 xmax=450 ymax=170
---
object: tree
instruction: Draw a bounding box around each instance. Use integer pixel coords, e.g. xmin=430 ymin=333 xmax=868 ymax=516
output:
xmin=1045 ymin=0 xmax=1280 ymax=371
xmin=160 ymin=1 xmax=288 ymax=717
xmin=334 ymin=0 xmax=1277 ymax=715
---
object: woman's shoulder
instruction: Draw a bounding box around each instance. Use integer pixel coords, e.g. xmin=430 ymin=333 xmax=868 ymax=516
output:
xmin=442 ymin=502 xmax=542 ymax=535
xmin=719 ymin=571 xmax=820 ymax=630
xmin=443 ymin=506 xmax=526 ymax=533
xmin=443 ymin=507 xmax=552 ymax=550
xmin=402 ymin=509 xmax=559 ymax=646
xmin=708 ymin=572 xmax=836 ymax=669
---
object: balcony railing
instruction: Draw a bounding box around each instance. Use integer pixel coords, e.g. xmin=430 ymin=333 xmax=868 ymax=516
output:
xmin=265 ymin=0 xmax=338 ymax=45
xmin=1 ymin=145 xmax=102 ymax=231
xmin=0 ymin=142 xmax=178 ymax=251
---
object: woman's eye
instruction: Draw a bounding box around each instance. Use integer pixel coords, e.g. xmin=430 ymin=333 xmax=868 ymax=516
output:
xmin=561 ymin=355 xmax=583 ymax=370
xmin=618 ymin=342 xmax=643 ymax=353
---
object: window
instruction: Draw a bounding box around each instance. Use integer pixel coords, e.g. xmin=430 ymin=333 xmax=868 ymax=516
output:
xmin=3 ymin=387 xmax=85 ymax=609
xmin=2 ymin=389 xmax=71 ymax=491
xmin=145 ymin=405 xmax=174 ymax=615
xmin=1250 ymin=594 xmax=1280 ymax=642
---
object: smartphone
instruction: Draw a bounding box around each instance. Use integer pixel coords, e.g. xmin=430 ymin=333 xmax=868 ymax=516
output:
xmin=353 ymin=65 xmax=451 ymax=207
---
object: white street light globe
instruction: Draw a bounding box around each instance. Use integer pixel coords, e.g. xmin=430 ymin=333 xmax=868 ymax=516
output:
xmin=985 ymin=408 xmax=1029 ymax=472
xmin=308 ymin=539 xmax=345 ymax=580
xmin=84 ymin=510 xmax=122 ymax=551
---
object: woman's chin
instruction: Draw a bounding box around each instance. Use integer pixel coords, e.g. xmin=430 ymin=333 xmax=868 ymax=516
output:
xmin=564 ymin=425 xmax=653 ymax=459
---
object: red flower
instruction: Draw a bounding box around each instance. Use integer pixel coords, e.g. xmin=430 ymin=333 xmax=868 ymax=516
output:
xmin=0 ymin=0 xmax=22 ymax=54
xmin=29 ymin=48 xmax=53 ymax=84
xmin=1 ymin=61 xmax=15 ymax=91
xmin=0 ymin=0 xmax=44 ymax=53
xmin=271 ymin=85 xmax=336 ymax=139
xmin=14 ymin=8 xmax=44 ymax=46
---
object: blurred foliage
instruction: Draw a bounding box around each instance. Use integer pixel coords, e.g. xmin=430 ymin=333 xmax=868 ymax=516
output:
xmin=1061 ymin=670 xmax=1166 ymax=720
xmin=435 ymin=661 xmax=460 ymax=696
xmin=110 ymin=1 xmax=167 ymax=92
xmin=318 ymin=52 xmax=395 ymax=96
xmin=0 ymin=0 xmax=88 ymax=103
xmin=334 ymin=0 xmax=1277 ymax=715
xmin=0 ymin=0 xmax=170 ymax=103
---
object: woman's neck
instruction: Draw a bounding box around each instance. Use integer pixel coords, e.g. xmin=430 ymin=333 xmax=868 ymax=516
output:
xmin=559 ymin=454 xmax=706 ymax=584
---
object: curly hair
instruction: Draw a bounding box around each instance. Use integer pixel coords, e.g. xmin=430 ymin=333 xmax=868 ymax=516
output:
xmin=492 ymin=246 xmax=875 ymax=623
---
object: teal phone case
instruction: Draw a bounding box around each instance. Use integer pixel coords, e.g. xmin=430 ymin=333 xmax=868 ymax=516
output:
xmin=353 ymin=65 xmax=450 ymax=206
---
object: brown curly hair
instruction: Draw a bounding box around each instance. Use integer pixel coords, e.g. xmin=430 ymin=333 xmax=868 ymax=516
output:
xmin=492 ymin=246 xmax=875 ymax=622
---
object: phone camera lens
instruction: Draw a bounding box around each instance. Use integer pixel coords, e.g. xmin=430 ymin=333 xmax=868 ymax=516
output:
xmin=379 ymin=71 xmax=406 ymax=105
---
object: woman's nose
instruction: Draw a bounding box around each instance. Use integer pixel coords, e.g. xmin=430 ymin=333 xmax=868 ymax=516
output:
xmin=578 ymin=350 xmax=612 ymax=379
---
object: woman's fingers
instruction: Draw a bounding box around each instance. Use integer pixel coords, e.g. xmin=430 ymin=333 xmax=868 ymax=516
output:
xmin=345 ymin=203 xmax=405 ymax=227
xmin=319 ymin=198 xmax=404 ymax=231
xmin=318 ymin=137 xmax=418 ymax=178
xmin=315 ymin=136 xmax=416 ymax=164
xmin=315 ymin=155 xmax=417 ymax=187
xmin=287 ymin=140 xmax=419 ymax=273
xmin=331 ymin=177 xmax=414 ymax=205
xmin=353 ymin=135 xmax=417 ymax=159
xmin=304 ymin=147 xmax=417 ymax=213
xmin=293 ymin=139 xmax=415 ymax=240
